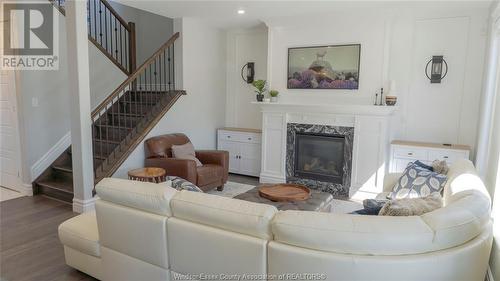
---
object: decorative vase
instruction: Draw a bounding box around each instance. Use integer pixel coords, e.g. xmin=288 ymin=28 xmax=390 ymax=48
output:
xmin=270 ymin=96 xmax=278 ymax=103
xmin=256 ymin=94 xmax=264 ymax=102
xmin=385 ymin=96 xmax=397 ymax=106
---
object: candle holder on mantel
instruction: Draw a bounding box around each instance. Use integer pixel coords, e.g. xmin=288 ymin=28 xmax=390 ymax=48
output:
xmin=373 ymin=88 xmax=386 ymax=106
xmin=379 ymin=87 xmax=385 ymax=106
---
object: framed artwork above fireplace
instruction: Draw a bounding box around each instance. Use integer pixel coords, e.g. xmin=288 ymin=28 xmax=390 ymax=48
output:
xmin=287 ymin=44 xmax=361 ymax=90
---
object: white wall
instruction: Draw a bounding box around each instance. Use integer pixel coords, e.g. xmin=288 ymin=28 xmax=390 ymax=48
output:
xmin=109 ymin=1 xmax=174 ymax=66
xmin=264 ymin=6 xmax=488 ymax=157
xmin=225 ymin=27 xmax=268 ymax=129
xmin=113 ymin=17 xmax=227 ymax=178
xmin=17 ymin=9 xmax=125 ymax=184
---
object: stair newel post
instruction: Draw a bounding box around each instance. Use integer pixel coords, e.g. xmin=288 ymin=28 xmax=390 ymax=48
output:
xmin=128 ymin=22 xmax=137 ymax=74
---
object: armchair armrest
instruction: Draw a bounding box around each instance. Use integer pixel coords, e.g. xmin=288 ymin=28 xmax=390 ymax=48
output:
xmin=383 ymin=173 xmax=402 ymax=193
xmin=145 ymin=157 xmax=197 ymax=184
xmin=196 ymin=150 xmax=229 ymax=183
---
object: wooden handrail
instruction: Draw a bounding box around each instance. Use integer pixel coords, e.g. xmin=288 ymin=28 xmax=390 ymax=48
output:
xmin=91 ymin=32 xmax=180 ymax=118
xmin=99 ymin=0 xmax=131 ymax=32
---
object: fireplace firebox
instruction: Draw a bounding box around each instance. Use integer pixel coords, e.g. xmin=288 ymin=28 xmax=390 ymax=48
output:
xmin=294 ymin=133 xmax=345 ymax=184
xmin=286 ymin=123 xmax=354 ymax=198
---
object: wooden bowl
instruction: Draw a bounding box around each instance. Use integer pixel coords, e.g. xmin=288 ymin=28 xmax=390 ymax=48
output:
xmin=258 ymin=184 xmax=311 ymax=202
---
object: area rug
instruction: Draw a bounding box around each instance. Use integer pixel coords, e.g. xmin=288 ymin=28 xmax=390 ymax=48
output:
xmin=207 ymin=181 xmax=255 ymax=198
xmin=207 ymin=181 xmax=362 ymax=214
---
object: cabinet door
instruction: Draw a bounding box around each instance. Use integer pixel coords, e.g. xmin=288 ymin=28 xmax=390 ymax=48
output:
xmin=239 ymin=143 xmax=261 ymax=177
xmin=218 ymin=141 xmax=240 ymax=173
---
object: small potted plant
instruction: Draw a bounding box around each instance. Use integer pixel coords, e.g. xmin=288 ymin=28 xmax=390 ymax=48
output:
xmin=269 ymin=90 xmax=279 ymax=102
xmin=252 ymin=79 xmax=266 ymax=102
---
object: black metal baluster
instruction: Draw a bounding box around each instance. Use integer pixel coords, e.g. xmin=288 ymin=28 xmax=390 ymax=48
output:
xmin=149 ymin=64 xmax=153 ymax=108
xmin=139 ymin=74 xmax=144 ymax=115
xmin=120 ymin=25 xmax=123 ymax=66
xmin=172 ymin=42 xmax=175 ymax=91
xmin=93 ymin=0 xmax=97 ymax=40
xmin=98 ymin=2 xmax=102 ymax=45
xmin=168 ymin=47 xmax=171 ymax=92
xmin=104 ymin=7 xmax=108 ymax=52
xmin=110 ymin=17 xmax=114 ymax=60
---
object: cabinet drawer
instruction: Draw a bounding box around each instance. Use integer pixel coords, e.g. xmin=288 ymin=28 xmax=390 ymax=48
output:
xmin=218 ymin=131 xmax=261 ymax=144
xmin=393 ymin=147 xmax=427 ymax=160
xmin=428 ymin=150 xmax=467 ymax=163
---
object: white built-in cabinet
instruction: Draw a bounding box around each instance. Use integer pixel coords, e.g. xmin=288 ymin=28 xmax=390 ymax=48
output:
xmin=390 ymin=140 xmax=470 ymax=173
xmin=217 ymin=128 xmax=262 ymax=177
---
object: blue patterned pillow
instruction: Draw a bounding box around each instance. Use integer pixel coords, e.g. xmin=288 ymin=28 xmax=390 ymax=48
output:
xmin=166 ymin=176 xmax=203 ymax=192
xmin=390 ymin=163 xmax=447 ymax=199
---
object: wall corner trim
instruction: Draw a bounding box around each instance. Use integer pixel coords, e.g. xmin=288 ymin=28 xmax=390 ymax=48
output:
xmin=30 ymin=131 xmax=71 ymax=181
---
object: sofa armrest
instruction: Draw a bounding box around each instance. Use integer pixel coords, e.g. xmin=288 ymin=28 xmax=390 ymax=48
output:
xmin=383 ymin=173 xmax=402 ymax=193
xmin=145 ymin=157 xmax=197 ymax=184
xmin=196 ymin=150 xmax=229 ymax=183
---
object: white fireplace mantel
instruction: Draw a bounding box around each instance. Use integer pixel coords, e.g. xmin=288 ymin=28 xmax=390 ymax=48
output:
xmin=251 ymin=102 xmax=398 ymax=116
xmin=254 ymin=102 xmax=397 ymax=200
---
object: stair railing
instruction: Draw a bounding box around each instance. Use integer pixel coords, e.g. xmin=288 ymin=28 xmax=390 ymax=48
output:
xmin=50 ymin=0 xmax=136 ymax=74
xmin=91 ymin=32 xmax=181 ymax=178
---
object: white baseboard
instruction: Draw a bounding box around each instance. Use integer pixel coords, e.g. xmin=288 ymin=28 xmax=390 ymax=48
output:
xmin=487 ymin=266 xmax=495 ymax=281
xmin=21 ymin=183 xmax=33 ymax=196
xmin=30 ymin=132 xmax=71 ymax=181
xmin=73 ymin=197 xmax=96 ymax=213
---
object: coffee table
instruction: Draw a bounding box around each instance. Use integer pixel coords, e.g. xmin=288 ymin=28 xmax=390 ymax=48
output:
xmin=234 ymin=185 xmax=333 ymax=212
xmin=128 ymin=167 xmax=166 ymax=183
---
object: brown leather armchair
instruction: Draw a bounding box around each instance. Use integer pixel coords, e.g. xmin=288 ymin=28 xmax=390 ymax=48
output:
xmin=144 ymin=133 xmax=229 ymax=192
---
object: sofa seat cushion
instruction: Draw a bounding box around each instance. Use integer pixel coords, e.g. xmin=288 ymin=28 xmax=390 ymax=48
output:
xmin=196 ymin=164 xmax=223 ymax=186
xmin=59 ymin=212 xmax=100 ymax=257
xmin=171 ymin=190 xmax=278 ymax=239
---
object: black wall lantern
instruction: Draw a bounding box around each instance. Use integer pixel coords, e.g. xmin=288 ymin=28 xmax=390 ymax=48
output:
xmin=241 ymin=62 xmax=255 ymax=84
xmin=425 ymin=56 xmax=448 ymax=84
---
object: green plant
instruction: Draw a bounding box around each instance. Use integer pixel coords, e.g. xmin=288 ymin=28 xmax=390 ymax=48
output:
xmin=252 ymin=80 xmax=267 ymax=96
xmin=269 ymin=90 xmax=279 ymax=97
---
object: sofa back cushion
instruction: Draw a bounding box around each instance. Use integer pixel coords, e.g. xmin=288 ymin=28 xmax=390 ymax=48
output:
xmin=272 ymin=211 xmax=435 ymax=255
xmin=171 ymin=190 xmax=277 ymax=239
xmin=96 ymin=178 xmax=177 ymax=216
xmin=442 ymin=159 xmax=491 ymax=206
xmin=145 ymin=133 xmax=190 ymax=158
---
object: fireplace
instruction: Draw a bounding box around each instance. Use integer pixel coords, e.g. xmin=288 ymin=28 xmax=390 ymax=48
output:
xmin=295 ymin=133 xmax=345 ymax=184
xmin=286 ymin=123 xmax=354 ymax=198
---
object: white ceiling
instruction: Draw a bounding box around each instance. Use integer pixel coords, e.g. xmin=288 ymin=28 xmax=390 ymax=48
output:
xmin=113 ymin=0 xmax=494 ymax=29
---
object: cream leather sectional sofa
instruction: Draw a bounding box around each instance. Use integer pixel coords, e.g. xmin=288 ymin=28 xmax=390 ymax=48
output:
xmin=58 ymin=159 xmax=493 ymax=281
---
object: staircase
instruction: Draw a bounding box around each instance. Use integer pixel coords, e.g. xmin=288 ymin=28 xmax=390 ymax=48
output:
xmin=33 ymin=0 xmax=185 ymax=202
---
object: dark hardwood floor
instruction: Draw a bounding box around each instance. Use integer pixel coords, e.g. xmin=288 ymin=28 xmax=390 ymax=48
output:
xmin=0 ymin=174 xmax=257 ymax=281
xmin=0 ymin=196 xmax=96 ymax=281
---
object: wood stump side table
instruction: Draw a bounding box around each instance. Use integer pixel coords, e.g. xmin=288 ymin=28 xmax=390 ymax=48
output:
xmin=127 ymin=167 xmax=166 ymax=183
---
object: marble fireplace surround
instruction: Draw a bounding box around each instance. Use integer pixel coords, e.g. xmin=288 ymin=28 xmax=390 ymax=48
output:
xmin=286 ymin=123 xmax=354 ymax=198
xmin=255 ymin=102 xmax=397 ymax=199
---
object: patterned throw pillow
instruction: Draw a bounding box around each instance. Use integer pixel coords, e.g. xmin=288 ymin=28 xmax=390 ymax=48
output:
xmin=166 ymin=176 xmax=203 ymax=192
xmin=390 ymin=163 xmax=447 ymax=199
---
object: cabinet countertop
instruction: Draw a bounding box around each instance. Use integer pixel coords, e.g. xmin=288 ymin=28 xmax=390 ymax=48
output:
xmin=218 ymin=127 xmax=262 ymax=134
xmin=391 ymin=140 xmax=470 ymax=151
